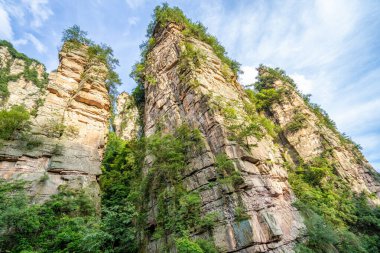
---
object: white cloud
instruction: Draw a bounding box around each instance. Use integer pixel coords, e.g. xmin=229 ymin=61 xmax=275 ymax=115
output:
xmin=12 ymin=38 xmax=27 ymax=46
xmin=196 ymin=0 xmax=380 ymax=169
xmin=125 ymin=0 xmax=145 ymax=9
xmin=25 ymin=33 xmax=46 ymax=53
xmin=239 ymin=66 xmax=257 ymax=86
xmin=127 ymin=16 xmax=139 ymax=26
xmin=0 ymin=3 xmax=13 ymax=39
xmin=289 ymin=73 xmax=314 ymax=95
xmin=21 ymin=0 xmax=53 ymax=28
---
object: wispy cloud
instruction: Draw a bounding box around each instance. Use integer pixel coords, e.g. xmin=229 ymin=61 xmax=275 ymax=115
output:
xmin=25 ymin=33 xmax=46 ymax=53
xmin=125 ymin=0 xmax=145 ymax=9
xmin=1 ymin=0 xmax=379 ymax=170
xmin=195 ymin=0 xmax=380 ymax=169
xmin=0 ymin=0 xmax=52 ymax=56
xmin=21 ymin=0 xmax=53 ymax=28
xmin=0 ymin=3 xmax=13 ymax=39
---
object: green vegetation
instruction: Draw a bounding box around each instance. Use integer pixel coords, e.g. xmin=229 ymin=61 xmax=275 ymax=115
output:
xmin=130 ymin=3 xmax=242 ymax=116
xmin=0 ymin=40 xmax=48 ymax=101
xmin=175 ymin=237 xmax=219 ymax=253
xmin=0 ymin=105 xmax=42 ymax=150
xmin=178 ymin=42 xmax=206 ymax=83
xmin=147 ymin=3 xmax=240 ymax=75
xmin=246 ymin=86 xmax=284 ymax=111
xmin=61 ymin=25 xmax=121 ymax=103
xmin=288 ymin=157 xmax=380 ymax=252
xmin=215 ymin=153 xmax=243 ymax=189
xmin=0 ymin=105 xmax=30 ymax=140
xmin=176 ymin=237 xmax=203 ymax=253
xmin=0 ymin=180 xmax=106 ymax=252
xmin=234 ymin=206 xmax=250 ymax=222
xmin=218 ymin=93 xmax=279 ymax=148
xmin=100 ymin=125 xmax=220 ymax=251
xmin=286 ymin=111 xmax=307 ymax=133
xmin=253 ymin=64 xmax=364 ymax=153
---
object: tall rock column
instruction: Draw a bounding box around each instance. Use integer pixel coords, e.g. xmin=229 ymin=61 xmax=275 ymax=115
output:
xmin=141 ymin=23 xmax=304 ymax=252
xmin=0 ymin=42 xmax=111 ymax=203
xmin=257 ymin=67 xmax=380 ymax=202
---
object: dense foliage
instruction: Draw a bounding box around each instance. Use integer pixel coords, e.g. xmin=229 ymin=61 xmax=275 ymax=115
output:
xmin=99 ymin=126 xmax=220 ymax=252
xmin=0 ymin=180 xmax=106 ymax=252
xmin=0 ymin=105 xmax=30 ymax=140
xmin=289 ymin=158 xmax=380 ymax=253
xmin=0 ymin=105 xmax=42 ymax=149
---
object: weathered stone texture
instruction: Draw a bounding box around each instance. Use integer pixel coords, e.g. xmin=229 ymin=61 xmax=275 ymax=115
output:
xmin=114 ymin=91 xmax=140 ymax=140
xmin=141 ymin=24 xmax=305 ymax=252
xmin=0 ymin=43 xmax=110 ymax=203
xmin=0 ymin=45 xmax=46 ymax=110
xmin=267 ymin=79 xmax=380 ymax=203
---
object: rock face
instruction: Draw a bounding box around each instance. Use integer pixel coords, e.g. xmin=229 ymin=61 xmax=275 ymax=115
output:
xmin=0 ymin=43 xmax=47 ymax=110
xmin=138 ymin=24 xmax=305 ymax=252
xmin=263 ymin=75 xmax=380 ymax=203
xmin=114 ymin=92 xmax=139 ymax=140
xmin=0 ymin=42 xmax=110 ymax=204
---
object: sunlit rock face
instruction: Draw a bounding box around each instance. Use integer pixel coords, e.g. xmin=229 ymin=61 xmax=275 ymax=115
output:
xmin=138 ymin=23 xmax=305 ymax=253
xmin=0 ymin=42 xmax=111 ymax=205
xmin=262 ymin=74 xmax=380 ymax=204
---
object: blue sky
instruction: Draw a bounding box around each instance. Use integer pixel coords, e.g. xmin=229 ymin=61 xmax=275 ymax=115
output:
xmin=0 ymin=0 xmax=379 ymax=170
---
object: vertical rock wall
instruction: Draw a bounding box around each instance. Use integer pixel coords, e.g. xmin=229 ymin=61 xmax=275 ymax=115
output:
xmin=0 ymin=42 xmax=110 ymax=203
xmin=141 ymin=24 xmax=304 ymax=253
xmin=114 ymin=92 xmax=140 ymax=140
xmin=261 ymin=74 xmax=380 ymax=203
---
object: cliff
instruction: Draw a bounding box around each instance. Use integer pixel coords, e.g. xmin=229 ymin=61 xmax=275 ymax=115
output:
xmin=133 ymin=23 xmax=304 ymax=252
xmin=1 ymin=5 xmax=380 ymax=253
xmin=257 ymin=68 xmax=380 ymax=201
xmin=0 ymin=41 xmax=111 ymax=203
xmin=113 ymin=7 xmax=380 ymax=252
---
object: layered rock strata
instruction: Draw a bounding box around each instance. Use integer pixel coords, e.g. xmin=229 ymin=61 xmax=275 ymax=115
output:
xmin=0 ymin=43 xmax=110 ymax=203
xmin=139 ymin=24 xmax=305 ymax=253
xmin=261 ymin=73 xmax=380 ymax=203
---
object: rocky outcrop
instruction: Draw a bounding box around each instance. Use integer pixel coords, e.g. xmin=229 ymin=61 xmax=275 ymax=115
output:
xmin=0 ymin=42 xmax=47 ymax=111
xmin=262 ymin=73 xmax=380 ymax=203
xmin=114 ymin=91 xmax=139 ymax=140
xmin=0 ymin=42 xmax=111 ymax=204
xmin=141 ymin=24 xmax=304 ymax=252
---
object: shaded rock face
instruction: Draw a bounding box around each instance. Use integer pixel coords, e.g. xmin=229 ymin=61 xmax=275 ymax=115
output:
xmin=141 ymin=24 xmax=304 ymax=252
xmin=0 ymin=43 xmax=110 ymax=204
xmin=114 ymin=92 xmax=139 ymax=140
xmin=266 ymin=78 xmax=380 ymax=203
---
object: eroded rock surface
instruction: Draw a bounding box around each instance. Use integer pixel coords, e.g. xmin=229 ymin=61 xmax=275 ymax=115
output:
xmin=0 ymin=42 xmax=110 ymax=204
xmin=114 ymin=91 xmax=140 ymax=140
xmin=141 ymin=24 xmax=304 ymax=253
xmin=265 ymin=76 xmax=380 ymax=203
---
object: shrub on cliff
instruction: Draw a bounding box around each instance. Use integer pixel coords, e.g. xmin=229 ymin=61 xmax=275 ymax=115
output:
xmin=0 ymin=105 xmax=30 ymax=140
xmin=61 ymin=25 xmax=121 ymax=101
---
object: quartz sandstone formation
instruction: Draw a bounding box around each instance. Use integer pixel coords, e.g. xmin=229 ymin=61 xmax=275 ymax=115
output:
xmin=262 ymin=73 xmax=380 ymax=203
xmin=114 ymin=91 xmax=139 ymax=140
xmin=0 ymin=45 xmax=46 ymax=110
xmin=137 ymin=23 xmax=305 ymax=253
xmin=0 ymin=43 xmax=110 ymax=203
xmin=113 ymin=22 xmax=380 ymax=253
